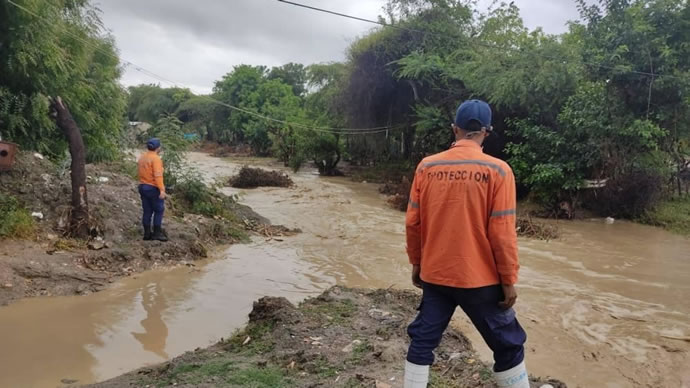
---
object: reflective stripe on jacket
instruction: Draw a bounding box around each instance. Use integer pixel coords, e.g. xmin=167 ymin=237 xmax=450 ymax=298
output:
xmin=406 ymin=139 xmax=519 ymax=288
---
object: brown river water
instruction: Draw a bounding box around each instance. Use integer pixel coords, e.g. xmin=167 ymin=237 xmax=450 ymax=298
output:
xmin=0 ymin=152 xmax=689 ymax=388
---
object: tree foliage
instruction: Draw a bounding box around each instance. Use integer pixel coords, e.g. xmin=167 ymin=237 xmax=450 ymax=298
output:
xmin=335 ymin=0 xmax=690 ymax=216
xmin=0 ymin=0 xmax=126 ymax=162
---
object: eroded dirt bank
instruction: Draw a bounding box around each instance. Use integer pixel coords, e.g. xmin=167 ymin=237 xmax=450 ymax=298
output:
xmin=87 ymin=286 xmax=566 ymax=388
xmin=0 ymin=152 xmax=267 ymax=306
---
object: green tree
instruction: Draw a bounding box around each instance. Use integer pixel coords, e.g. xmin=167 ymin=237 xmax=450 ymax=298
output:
xmin=0 ymin=0 xmax=126 ymax=162
xmin=268 ymin=63 xmax=307 ymax=97
xmin=212 ymin=65 xmax=267 ymax=144
xmin=127 ymin=84 xmax=192 ymax=123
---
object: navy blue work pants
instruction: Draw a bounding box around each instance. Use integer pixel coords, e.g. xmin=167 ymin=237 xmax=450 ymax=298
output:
xmin=138 ymin=184 xmax=165 ymax=227
xmin=407 ymin=282 xmax=526 ymax=372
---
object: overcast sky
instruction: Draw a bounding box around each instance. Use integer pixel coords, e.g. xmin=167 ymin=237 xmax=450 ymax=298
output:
xmin=97 ymin=0 xmax=583 ymax=94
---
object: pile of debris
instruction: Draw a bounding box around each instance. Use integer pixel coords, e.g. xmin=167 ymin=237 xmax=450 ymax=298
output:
xmin=229 ymin=166 xmax=293 ymax=188
xmin=517 ymin=216 xmax=560 ymax=240
xmin=380 ymin=176 xmax=412 ymax=212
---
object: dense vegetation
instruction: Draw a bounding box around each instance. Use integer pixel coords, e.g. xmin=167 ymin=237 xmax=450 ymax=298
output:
xmin=0 ymin=0 xmax=126 ymax=162
xmin=126 ymin=62 xmax=344 ymax=174
xmin=2 ymin=0 xmax=689 ymax=225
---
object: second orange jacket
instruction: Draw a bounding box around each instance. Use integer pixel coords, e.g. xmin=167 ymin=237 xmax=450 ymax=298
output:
xmin=137 ymin=151 xmax=165 ymax=192
xmin=406 ymin=140 xmax=519 ymax=288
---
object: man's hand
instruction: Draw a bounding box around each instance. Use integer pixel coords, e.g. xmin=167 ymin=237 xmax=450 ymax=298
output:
xmin=411 ymin=264 xmax=422 ymax=289
xmin=499 ymin=284 xmax=517 ymax=309
xmin=159 ymin=191 xmax=167 ymax=200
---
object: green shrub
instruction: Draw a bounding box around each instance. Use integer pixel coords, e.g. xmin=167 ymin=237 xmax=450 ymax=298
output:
xmin=642 ymin=196 xmax=690 ymax=235
xmin=0 ymin=194 xmax=35 ymax=238
xmin=174 ymin=172 xmax=238 ymax=219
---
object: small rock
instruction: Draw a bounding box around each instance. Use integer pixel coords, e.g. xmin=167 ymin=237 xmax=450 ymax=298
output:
xmin=46 ymin=233 xmax=58 ymax=240
xmin=540 ymin=385 xmax=555 ymax=388
xmin=31 ymin=212 xmax=44 ymax=220
xmin=341 ymin=339 xmax=363 ymax=353
xmin=605 ymin=217 xmax=615 ymax=224
xmin=40 ymin=173 xmax=52 ymax=185
xmin=368 ymin=308 xmax=392 ymax=319
xmin=33 ymin=152 xmax=44 ymax=160
xmin=242 ymin=336 xmax=251 ymax=346
xmin=2 ymin=283 xmax=13 ymax=289
xmin=97 ymin=177 xmax=109 ymax=183
xmin=88 ymin=240 xmax=105 ymax=250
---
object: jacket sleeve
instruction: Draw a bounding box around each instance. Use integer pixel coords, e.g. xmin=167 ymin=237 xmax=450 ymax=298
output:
xmin=488 ymin=167 xmax=519 ymax=285
xmin=153 ymin=157 xmax=165 ymax=193
xmin=405 ymin=167 xmax=423 ymax=265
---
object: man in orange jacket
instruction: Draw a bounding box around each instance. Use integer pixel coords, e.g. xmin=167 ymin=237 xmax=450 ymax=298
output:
xmin=403 ymin=100 xmax=529 ymax=388
xmin=137 ymin=138 xmax=168 ymax=242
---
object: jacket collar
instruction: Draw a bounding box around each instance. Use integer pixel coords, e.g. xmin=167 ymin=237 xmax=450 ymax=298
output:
xmin=451 ymin=139 xmax=482 ymax=150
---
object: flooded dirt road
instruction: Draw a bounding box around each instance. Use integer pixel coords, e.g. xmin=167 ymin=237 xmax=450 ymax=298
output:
xmin=1 ymin=152 xmax=689 ymax=388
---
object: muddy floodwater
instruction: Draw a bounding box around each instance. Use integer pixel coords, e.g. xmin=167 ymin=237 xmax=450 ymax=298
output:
xmin=1 ymin=152 xmax=689 ymax=388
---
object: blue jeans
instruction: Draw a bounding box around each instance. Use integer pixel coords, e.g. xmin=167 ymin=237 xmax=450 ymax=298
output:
xmin=138 ymin=184 xmax=165 ymax=227
xmin=407 ymin=282 xmax=526 ymax=372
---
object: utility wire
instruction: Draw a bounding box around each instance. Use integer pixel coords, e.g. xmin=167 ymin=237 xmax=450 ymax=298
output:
xmin=277 ymin=0 xmax=684 ymax=81
xmin=5 ymin=0 xmax=403 ymax=135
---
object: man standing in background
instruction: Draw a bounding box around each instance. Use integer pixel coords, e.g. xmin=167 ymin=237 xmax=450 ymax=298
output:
xmin=403 ymin=100 xmax=531 ymax=388
xmin=137 ymin=138 xmax=168 ymax=242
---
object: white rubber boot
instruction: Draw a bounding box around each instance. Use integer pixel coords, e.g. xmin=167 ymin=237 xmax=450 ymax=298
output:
xmin=404 ymin=360 xmax=429 ymax=388
xmin=494 ymin=360 xmax=530 ymax=388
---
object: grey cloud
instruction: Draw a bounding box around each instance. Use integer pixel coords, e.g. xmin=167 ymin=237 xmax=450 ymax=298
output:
xmin=97 ymin=0 xmax=580 ymax=93
xmin=516 ymin=0 xmax=582 ymax=34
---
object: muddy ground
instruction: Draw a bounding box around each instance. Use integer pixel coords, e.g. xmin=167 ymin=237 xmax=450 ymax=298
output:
xmin=87 ymin=286 xmax=566 ymax=388
xmin=0 ymin=152 xmax=285 ymax=306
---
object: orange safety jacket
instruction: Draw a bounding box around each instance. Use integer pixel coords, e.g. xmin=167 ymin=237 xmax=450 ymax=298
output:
xmin=406 ymin=139 xmax=519 ymax=288
xmin=137 ymin=151 xmax=165 ymax=193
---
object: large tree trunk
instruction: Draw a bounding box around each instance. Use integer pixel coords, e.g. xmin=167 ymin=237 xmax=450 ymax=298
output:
xmin=51 ymin=97 xmax=90 ymax=238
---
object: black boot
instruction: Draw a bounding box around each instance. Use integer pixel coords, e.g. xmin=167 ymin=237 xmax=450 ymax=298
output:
xmin=143 ymin=225 xmax=152 ymax=241
xmin=152 ymin=225 xmax=168 ymax=242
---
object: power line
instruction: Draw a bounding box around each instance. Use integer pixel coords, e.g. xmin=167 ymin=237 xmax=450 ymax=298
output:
xmin=5 ymin=0 xmax=403 ymax=136
xmin=277 ymin=0 xmax=428 ymax=35
xmin=277 ymin=0 xmax=681 ymax=81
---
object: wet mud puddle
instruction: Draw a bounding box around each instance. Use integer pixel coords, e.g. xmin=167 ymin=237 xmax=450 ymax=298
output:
xmin=0 ymin=152 xmax=688 ymax=388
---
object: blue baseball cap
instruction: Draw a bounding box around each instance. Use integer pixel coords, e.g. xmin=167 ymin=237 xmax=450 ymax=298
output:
xmin=146 ymin=138 xmax=161 ymax=150
xmin=454 ymin=100 xmax=492 ymax=130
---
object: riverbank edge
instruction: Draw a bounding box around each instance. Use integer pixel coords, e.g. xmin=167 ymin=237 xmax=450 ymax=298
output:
xmin=86 ymin=286 xmax=567 ymax=388
xmin=0 ymin=151 xmax=286 ymax=307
